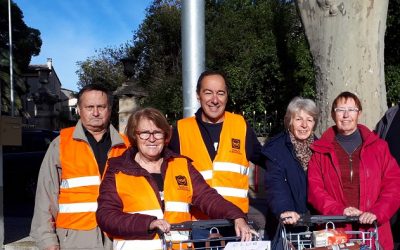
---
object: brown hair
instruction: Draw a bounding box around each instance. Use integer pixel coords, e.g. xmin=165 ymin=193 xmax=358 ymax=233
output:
xmin=331 ymin=91 xmax=362 ymax=117
xmin=125 ymin=108 xmax=171 ymax=147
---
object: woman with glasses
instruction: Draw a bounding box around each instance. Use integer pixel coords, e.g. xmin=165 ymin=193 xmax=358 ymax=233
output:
xmin=308 ymin=91 xmax=400 ymax=250
xmin=96 ymin=108 xmax=255 ymax=250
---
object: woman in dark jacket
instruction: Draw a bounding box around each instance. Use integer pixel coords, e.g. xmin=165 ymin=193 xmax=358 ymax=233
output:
xmin=262 ymin=97 xmax=318 ymax=239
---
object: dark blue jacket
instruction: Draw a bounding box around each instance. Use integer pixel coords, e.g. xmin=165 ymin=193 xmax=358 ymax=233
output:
xmin=262 ymin=131 xmax=309 ymax=218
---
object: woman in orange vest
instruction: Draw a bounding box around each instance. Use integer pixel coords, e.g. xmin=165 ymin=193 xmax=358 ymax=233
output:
xmin=96 ymin=108 xmax=256 ymax=250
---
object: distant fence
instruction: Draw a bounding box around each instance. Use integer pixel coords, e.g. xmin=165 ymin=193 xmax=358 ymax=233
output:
xmin=243 ymin=111 xmax=279 ymax=138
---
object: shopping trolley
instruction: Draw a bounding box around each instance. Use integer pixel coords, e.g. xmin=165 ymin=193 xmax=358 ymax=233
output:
xmin=280 ymin=215 xmax=380 ymax=250
xmin=161 ymin=219 xmax=263 ymax=250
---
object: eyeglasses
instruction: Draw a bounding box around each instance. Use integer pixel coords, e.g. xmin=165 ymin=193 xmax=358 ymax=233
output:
xmin=334 ymin=107 xmax=360 ymax=114
xmin=135 ymin=131 xmax=165 ymax=140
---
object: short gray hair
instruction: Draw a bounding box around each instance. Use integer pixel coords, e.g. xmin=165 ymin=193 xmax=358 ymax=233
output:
xmin=284 ymin=97 xmax=319 ymax=130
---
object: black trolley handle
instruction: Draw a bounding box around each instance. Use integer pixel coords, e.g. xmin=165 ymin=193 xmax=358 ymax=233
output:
xmin=297 ymin=215 xmax=359 ymax=225
xmin=296 ymin=214 xmax=378 ymax=228
xmin=170 ymin=219 xmax=234 ymax=231
xmin=170 ymin=219 xmax=259 ymax=231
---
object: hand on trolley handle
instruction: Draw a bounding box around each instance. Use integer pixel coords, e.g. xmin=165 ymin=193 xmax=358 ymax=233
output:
xmin=287 ymin=214 xmax=378 ymax=229
xmin=148 ymin=218 xmax=263 ymax=244
xmin=343 ymin=206 xmax=377 ymax=225
xmin=169 ymin=219 xmax=260 ymax=242
xmin=150 ymin=219 xmax=172 ymax=236
xmin=233 ymin=218 xmax=259 ymax=241
xmin=280 ymin=211 xmax=301 ymax=225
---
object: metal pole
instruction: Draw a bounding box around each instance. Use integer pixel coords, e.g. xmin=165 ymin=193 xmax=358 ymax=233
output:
xmin=181 ymin=0 xmax=205 ymax=117
xmin=8 ymin=0 xmax=14 ymax=117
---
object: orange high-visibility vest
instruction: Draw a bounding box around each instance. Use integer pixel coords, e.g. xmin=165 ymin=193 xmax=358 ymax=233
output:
xmin=112 ymin=157 xmax=193 ymax=250
xmin=177 ymin=112 xmax=250 ymax=214
xmin=56 ymin=127 xmax=129 ymax=230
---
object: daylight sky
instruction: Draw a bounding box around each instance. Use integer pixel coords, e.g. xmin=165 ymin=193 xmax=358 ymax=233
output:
xmin=14 ymin=0 xmax=152 ymax=91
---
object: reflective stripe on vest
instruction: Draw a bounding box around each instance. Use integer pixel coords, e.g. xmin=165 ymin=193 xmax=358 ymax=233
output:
xmin=129 ymin=209 xmax=163 ymax=219
xmin=60 ymin=176 xmax=100 ymax=188
xmin=177 ymin=112 xmax=250 ymax=214
xmin=214 ymin=187 xmax=248 ymax=198
xmin=200 ymin=170 xmax=213 ymax=180
xmin=112 ymin=157 xmax=192 ymax=249
xmin=57 ymin=126 xmax=129 ymax=230
xmin=113 ymin=239 xmax=162 ymax=250
xmin=214 ymin=162 xmax=249 ymax=175
xmin=59 ymin=202 xmax=98 ymax=213
xmin=165 ymin=201 xmax=189 ymax=213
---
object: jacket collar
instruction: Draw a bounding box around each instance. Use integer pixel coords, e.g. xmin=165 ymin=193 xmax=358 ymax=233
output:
xmin=311 ymin=124 xmax=378 ymax=153
xmin=108 ymin=146 xmax=181 ymax=176
xmin=195 ymin=108 xmax=227 ymax=124
xmin=72 ymin=120 xmax=125 ymax=147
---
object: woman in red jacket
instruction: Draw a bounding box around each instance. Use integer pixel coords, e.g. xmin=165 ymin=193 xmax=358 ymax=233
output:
xmin=308 ymin=91 xmax=400 ymax=250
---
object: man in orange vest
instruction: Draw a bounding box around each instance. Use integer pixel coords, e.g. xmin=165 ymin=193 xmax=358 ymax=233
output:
xmin=30 ymin=84 xmax=129 ymax=250
xmin=169 ymin=70 xmax=263 ymax=241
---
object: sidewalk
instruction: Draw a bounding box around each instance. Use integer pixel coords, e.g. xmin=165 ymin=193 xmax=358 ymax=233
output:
xmin=3 ymin=216 xmax=36 ymax=249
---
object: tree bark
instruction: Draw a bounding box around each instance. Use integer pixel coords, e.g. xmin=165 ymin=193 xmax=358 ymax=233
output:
xmin=295 ymin=0 xmax=389 ymax=135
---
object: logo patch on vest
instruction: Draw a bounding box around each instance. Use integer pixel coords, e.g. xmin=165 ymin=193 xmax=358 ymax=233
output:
xmin=231 ymin=138 xmax=241 ymax=153
xmin=175 ymin=175 xmax=189 ymax=190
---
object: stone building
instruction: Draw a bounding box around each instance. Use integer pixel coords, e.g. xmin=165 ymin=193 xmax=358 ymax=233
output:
xmin=22 ymin=58 xmax=77 ymax=130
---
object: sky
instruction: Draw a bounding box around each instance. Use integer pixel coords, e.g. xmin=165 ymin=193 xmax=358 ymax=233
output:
xmin=15 ymin=0 xmax=153 ymax=91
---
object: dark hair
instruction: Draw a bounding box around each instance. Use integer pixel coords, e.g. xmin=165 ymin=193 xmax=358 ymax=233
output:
xmin=77 ymin=84 xmax=113 ymax=107
xmin=196 ymin=70 xmax=229 ymax=95
xmin=125 ymin=108 xmax=171 ymax=147
xmin=331 ymin=91 xmax=362 ymax=115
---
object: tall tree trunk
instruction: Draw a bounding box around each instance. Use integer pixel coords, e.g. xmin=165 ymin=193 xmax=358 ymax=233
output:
xmin=295 ymin=0 xmax=388 ymax=135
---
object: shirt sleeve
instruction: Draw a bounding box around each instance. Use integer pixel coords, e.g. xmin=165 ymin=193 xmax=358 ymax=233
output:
xmin=245 ymin=121 xmax=264 ymax=167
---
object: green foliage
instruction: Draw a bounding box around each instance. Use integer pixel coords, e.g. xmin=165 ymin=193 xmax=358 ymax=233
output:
xmin=75 ymin=44 xmax=129 ymax=91
xmin=205 ymin=0 xmax=314 ymax=130
xmin=385 ymin=64 xmax=400 ymax=106
xmin=205 ymin=0 xmax=281 ymax=118
xmin=130 ymin=0 xmax=183 ymax=117
xmin=75 ymin=0 xmax=315 ymax=130
xmin=75 ymin=44 xmax=132 ymax=126
xmin=0 ymin=0 xmax=42 ymax=115
xmin=385 ymin=0 xmax=400 ymax=105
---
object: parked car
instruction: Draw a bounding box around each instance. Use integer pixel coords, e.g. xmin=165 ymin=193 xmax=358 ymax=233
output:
xmin=3 ymin=128 xmax=59 ymax=215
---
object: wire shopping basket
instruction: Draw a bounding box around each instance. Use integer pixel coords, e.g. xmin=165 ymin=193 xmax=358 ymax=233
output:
xmin=161 ymin=219 xmax=264 ymax=250
xmin=280 ymin=215 xmax=380 ymax=250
